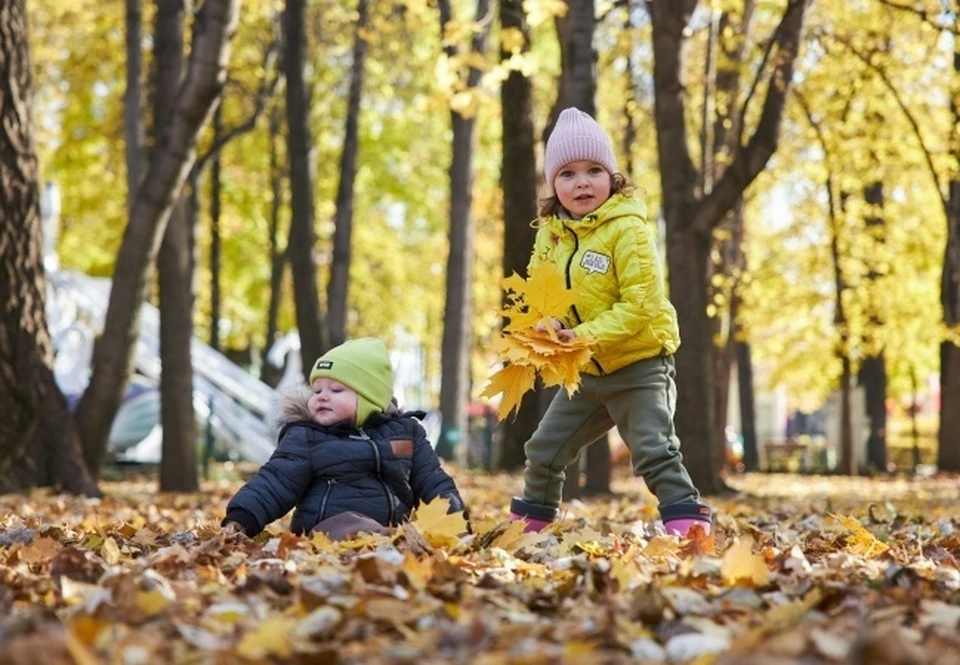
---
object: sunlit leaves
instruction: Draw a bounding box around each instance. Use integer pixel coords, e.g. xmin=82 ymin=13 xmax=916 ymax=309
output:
xmin=410 ymin=496 xmax=468 ymax=549
xmin=481 ymin=264 xmax=595 ymax=419
xmin=830 ymin=513 xmax=891 ymax=558
xmin=2 ymin=473 xmax=960 ymax=662
xmin=720 ymin=538 xmax=771 ymax=587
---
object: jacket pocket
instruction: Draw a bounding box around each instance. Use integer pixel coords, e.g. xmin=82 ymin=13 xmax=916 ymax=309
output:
xmin=390 ymin=438 xmax=414 ymax=456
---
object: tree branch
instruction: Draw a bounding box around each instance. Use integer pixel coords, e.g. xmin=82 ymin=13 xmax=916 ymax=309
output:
xmin=193 ymin=37 xmax=281 ymax=177
xmin=693 ymin=0 xmax=809 ymax=235
xmin=647 ymin=0 xmax=701 ymax=216
xmin=817 ymin=30 xmax=947 ymax=215
xmin=872 ymin=0 xmax=957 ymax=33
xmin=735 ymin=2 xmax=784 ymax=147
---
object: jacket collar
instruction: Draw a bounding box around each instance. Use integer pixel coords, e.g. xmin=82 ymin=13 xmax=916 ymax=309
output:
xmin=536 ymin=193 xmax=646 ymax=234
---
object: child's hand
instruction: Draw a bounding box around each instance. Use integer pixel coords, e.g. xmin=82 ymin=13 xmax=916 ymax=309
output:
xmin=222 ymin=521 xmax=245 ymax=536
xmin=556 ymin=328 xmax=576 ymax=343
xmin=535 ymin=318 xmax=564 ymax=334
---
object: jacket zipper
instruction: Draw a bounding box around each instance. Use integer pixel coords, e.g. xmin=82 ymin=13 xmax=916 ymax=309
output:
xmin=357 ymin=429 xmax=396 ymax=525
xmin=318 ymin=479 xmax=336 ymax=522
xmin=561 ymin=222 xmax=605 ymax=375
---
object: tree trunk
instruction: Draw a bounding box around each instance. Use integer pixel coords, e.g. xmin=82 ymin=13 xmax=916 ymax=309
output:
xmin=706 ymin=3 xmax=753 ymax=474
xmin=648 ymin=0 xmax=807 ymax=495
xmin=666 ymin=224 xmax=725 ymax=494
xmin=209 ymin=103 xmax=223 ymax=353
xmin=939 ymin=35 xmax=960 ymax=471
xmin=262 ymin=104 xmax=287 ymax=386
xmin=75 ymin=0 xmax=240 ymax=476
xmin=0 ymin=0 xmax=98 ymax=496
xmin=737 ymin=340 xmax=759 ymax=471
xmin=327 ymin=0 xmax=369 ymax=348
xmin=153 ymin=0 xmax=198 ymax=492
xmin=436 ymin=0 xmax=491 ymax=461
xmin=711 ymin=206 xmax=744 ymax=471
xmin=159 ymin=198 xmax=198 ymax=491
xmin=839 ymin=356 xmax=854 ymax=475
xmin=125 ymin=0 xmax=143 ymax=212
xmin=283 ymin=0 xmax=328 ymax=379
xmin=859 ymin=181 xmax=887 ymax=473
xmin=859 ymin=353 xmax=887 ymax=472
xmin=583 ymin=437 xmax=611 ymax=495
xmin=830 ymin=196 xmax=853 ymax=474
xmin=498 ymin=0 xmax=540 ymax=471
xmin=941 ymin=341 xmax=960 ymax=471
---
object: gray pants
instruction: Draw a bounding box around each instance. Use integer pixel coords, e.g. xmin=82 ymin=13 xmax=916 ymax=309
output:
xmin=522 ymin=354 xmax=699 ymax=509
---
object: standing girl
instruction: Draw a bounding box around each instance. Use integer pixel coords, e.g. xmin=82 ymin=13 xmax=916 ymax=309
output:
xmin=509 ymin=108 xmax=712 ymax=537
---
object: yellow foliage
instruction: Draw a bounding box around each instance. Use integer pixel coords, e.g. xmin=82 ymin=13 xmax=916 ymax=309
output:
xmin=720 ymin=538 xmax=771 ymax=587
xmin=491 ymin=519 xmax=552 ymax=554
xmin=411 ymin=497 xmax=468 ymax=549
xmin=479 ymin=362 xmax=537 ymax=421
xmin=500 ymin=27 xmax=526 ymax=54
xmin=482 ymin=264 xmax=595 ymax=420
xmin=829 ymin=513 xmax=890 ymax=558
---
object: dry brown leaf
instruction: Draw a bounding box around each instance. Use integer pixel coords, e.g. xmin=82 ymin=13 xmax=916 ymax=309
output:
xmin=18 ymin=537 xmax=59 ymax=565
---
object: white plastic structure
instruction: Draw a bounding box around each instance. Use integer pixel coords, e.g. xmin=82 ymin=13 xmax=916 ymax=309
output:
xmin=47 ymin=270 xmax=278 ymax=465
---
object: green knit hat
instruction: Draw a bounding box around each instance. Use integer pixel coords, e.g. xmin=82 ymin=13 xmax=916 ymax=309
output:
xmin=309 ymin=338 xmax=394 ymax=426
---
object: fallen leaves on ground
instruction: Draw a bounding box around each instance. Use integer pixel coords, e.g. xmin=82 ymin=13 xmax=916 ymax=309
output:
xmin=1 ymin=470 xmax=959 ymax=664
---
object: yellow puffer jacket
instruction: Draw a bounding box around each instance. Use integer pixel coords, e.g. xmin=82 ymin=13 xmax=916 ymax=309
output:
xmin=528 ymin=192 xmax=680 ymax=375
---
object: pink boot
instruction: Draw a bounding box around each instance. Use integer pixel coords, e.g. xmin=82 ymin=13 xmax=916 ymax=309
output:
xmin=660 ymin=501 xmax=713 ymax=537
xmin=509 ymin=497 xmax=558 ymax=533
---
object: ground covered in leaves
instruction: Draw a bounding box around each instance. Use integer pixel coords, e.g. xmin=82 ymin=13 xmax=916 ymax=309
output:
xmin=1 ymin=469 xmax=959 ymax=664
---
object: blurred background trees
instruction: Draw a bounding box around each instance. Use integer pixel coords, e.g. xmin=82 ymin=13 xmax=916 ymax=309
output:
xmin=1 ymin=0 xmax=956 ymax=494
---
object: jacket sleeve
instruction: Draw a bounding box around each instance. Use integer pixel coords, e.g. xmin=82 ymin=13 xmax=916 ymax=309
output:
xmin=223 ymin=426 xmax=314 ymax=536
xmin=574 ymin=217 xmax=663 ymax=346
xmin=408 ymin=421 xmax=465 ymax=513
xmin=525 ymin=224 xmax=548 ymax=276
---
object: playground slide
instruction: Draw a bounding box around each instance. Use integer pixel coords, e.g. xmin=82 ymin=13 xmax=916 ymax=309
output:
xmin=47 ymin=270 xmax=277 ymax=465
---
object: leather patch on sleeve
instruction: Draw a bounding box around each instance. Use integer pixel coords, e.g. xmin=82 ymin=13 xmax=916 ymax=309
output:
xmin=390 ymin=439 xmax=414 ymax=456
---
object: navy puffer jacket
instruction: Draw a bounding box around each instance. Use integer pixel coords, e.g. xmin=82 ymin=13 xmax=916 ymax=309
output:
xmin=224 ymin=387 xmax=465 ymax=536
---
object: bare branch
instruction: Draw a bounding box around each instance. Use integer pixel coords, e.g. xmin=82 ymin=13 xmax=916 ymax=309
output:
xmin=194 ymin=37 xmax=282 ymax=176
xmin=693 ymin=0 xmax=809 ymax=235
xmin=735 ymin=3 xmax=786 ymax=147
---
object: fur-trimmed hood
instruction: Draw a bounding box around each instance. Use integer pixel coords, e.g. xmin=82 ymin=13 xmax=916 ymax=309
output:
xmin=271 ymin=384 xmax=401 ymax=433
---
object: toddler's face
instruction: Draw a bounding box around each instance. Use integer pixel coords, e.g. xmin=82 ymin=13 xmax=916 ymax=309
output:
xmin=553 ymin=160 xmax=612 ymax=219
xmin=308 ymin=378 xmax=358 ymax=426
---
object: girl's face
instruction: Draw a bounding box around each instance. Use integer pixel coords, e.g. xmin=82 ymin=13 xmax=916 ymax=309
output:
xmin=553 ymin=160 xmax=612 ymax=218
xmin=308 ymin=378 xmax=358 ymax=426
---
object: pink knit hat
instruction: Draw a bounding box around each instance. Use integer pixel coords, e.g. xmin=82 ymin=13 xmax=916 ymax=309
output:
xmin=544 ymin=108 xmax=618 ymax=189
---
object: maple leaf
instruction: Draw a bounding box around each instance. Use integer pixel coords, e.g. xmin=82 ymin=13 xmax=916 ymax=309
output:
xmin=411 ymin=497 xmax=468 ymax=549
xmin=491 ymin=519 xmax=551 ymax=554
xmin=680 ymin=523 xmax=716 ymax=557
xmin=721 ymin=538 xmax=771 ymax=587
xmin=478 ymin=362 xmax=537 ymax=421
xmin=830 ymin=513 xmax=890 ymax=558
xmin=524 ymin=262 xmax=579 ymax=321
xmin=483 ymin=265 xmax=595 ymax=420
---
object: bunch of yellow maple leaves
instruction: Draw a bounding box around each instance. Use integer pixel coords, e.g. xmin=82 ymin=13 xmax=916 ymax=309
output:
xmin=480 ymin=263 xmax=595 ymax=420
